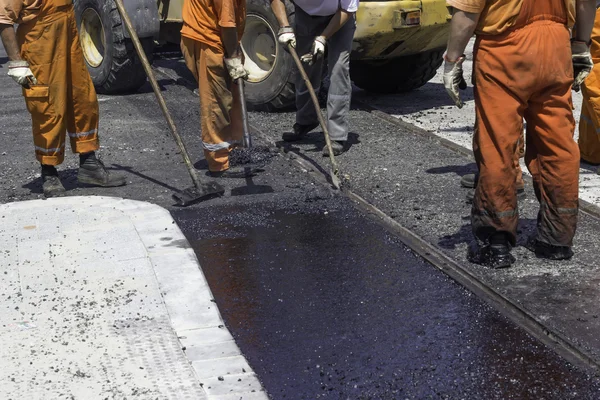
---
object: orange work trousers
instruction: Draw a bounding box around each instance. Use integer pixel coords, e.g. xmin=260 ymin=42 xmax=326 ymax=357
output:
xmin=579 ymin=8 xmax=600 ymax=165
xmin=472 ymin=0 xmax=579 ymax=247
xmin=16 ymin=0 xmax=99 ymax=166
xmin=181 ymin=37 xmax=243 ymax=172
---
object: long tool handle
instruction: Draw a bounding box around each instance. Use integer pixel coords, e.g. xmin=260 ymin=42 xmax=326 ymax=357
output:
xmin=114 ymin=0 xmax=203 ymax=190
xmin=288 ymin=46 xmax=339 ymax=175
xmin=237 ymin=79 xmax=252 ymax=148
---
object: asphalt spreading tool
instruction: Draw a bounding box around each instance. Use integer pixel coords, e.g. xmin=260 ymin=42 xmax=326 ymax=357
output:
xmin=230 ymin=79 xmax=274 ymax=196
xmin=288 ymin=45 xmax=342 ymax=190
xmin=114 ymin=0 xmax=224 ymax=206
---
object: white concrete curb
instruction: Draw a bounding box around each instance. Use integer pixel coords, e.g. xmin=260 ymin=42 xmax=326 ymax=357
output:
xmin=0 ymin=196 xmax=268 ymax=400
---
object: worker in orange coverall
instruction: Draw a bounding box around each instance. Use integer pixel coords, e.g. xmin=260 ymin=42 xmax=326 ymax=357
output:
xmin=443 ymin=0 xmax=596 ymax=268
xmin=579 ymin=5 xmax=600 ymax=169
xmin=181 ymin=0 xmax=255 ymax=178
xmin=0 ymin=0 xmax=126 ymax=197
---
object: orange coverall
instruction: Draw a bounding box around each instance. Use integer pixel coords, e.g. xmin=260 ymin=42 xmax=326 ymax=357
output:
xmin=469 ymin=0 xmax=579 ymax=247
xmin=180 ymin=0 xmax=246 ymax=172
xmin=1 ymin=0 xmax=100 ymax=165
xmin=579 ymin=7 xmax=600 ymax=165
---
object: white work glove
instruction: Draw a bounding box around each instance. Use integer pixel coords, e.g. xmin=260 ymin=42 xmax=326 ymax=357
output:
xmin=572 ymin=41 xmax=593 ymax=92
xmin=278 ymin=26 xmax=296 ymax=48
xmin=442 ymin=55 xmax=467 ymax=109
xmin=7 ymin=60 xmax=37 ymax=88
xmin=224 ymin=56 xmax=249 ymax=81
xmin=300 ymin=36 xmax=326 ymax=65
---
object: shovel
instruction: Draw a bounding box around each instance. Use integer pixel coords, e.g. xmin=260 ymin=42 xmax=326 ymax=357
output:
xmin=114 ymin=0 xmax=224 ymax=206
xmin=230 ymin=78 xmax=274 ymax=196
xmin=288 ymin=45 xmax=341 ymax=190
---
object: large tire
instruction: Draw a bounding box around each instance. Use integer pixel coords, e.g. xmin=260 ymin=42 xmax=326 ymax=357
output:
xmin=242 ymin=0 xmax=297 ymax=110
xmin=351 ymin=49 xmax=445 ymax=94
xmin=75 ymin=0 xmax=153 ymax=94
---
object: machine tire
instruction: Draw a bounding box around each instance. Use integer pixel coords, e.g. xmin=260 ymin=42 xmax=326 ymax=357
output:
xmin=243 ymin=0 xmax=297 ymax=110
xmin=351 ymin=49 xmax=445 ymax=94
xmin=75 ymin=0 xmax=154 ymax=94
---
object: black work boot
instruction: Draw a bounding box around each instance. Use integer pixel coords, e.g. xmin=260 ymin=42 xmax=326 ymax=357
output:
xmin=41 ymin=165 xmax=66 ymax=198
xmin=525 ymin=235 xmax=574 ymax=260
xmin=468 ymin=233 xmax=515 ymax=269
xmin=322 ymin=140 xmax=345 ymax=156
xmin=460 ymin=173 xmax=479 ymax=189
xmin=78 ymin=152 xmax=126 ymax=187
xmin=282 ymin=122 xmax=319 ymax=142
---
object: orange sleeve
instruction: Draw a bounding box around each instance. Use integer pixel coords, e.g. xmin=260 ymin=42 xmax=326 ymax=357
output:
xmin=0 ymin=0 xmax=22 ymax=25
xmin=447 ymin=0 xmax=486 ymax=14
xmin=214 ymin=0 xmax=237 ymax=28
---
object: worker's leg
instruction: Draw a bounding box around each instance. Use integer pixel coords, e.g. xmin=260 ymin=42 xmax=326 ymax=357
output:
xmin=182 ymin=38 xmax=236 ymax=172
xmin=471 ymin=72 xmax=525 ymax=246
xmin=17 ymin=18 xmax=69 ymax=166
xmin=526 ymin=87 xmax=579 ymax=248
xmin=523 ymin=20 xmax=579 ymax=249
xmin=325 ymin=14 xmax=356 ymax=142
xmin=294 ymin=6 xmax=329 ymax=126
xmin=65 ymin=9 xmax=99 ymax=154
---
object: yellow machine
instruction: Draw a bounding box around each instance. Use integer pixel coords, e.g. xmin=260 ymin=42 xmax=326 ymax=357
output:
xmin=75 ymin=0 xmax=451 ymax=108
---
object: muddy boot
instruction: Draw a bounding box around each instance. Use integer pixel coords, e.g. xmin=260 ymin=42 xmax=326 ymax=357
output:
xmin=282 ymin=122 xmax=319 ymax=142
xmin=525 ymin=235 xmax=574 ymax=260
xmin=322 ymin=140 xmax=345 ymax=156
xmin=78 ymin=152 xmax=126 ymax=187
xmin=41 ymin=165 xmax=66 ymax=198
xmin=468 ymin=233 xmax=515 ymax=269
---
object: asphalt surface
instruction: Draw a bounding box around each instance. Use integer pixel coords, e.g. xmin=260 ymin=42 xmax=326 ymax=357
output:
xmin=176 ymin=199 xmax=600 ymax=399
xmin=3 ymin=43 xmax=600 ymax=398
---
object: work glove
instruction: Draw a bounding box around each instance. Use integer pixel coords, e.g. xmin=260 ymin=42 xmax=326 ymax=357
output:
xmin=224 ymin=56 xmax=249 ymax=81
xmin=278 ymin=26 xmax=296 ymax=48
xmin=572 ymin=41 xmax=593 ymax=92
xmin=442 ymin=55 xmax=467 ymax=109
xmin=7 ymin=60 xmax=37 ymax=88
xmin=300 ymin=36 xmax=326 ymax=65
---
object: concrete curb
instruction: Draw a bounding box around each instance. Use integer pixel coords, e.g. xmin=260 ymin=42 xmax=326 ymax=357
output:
xmin=0 ymin=196 xmax=268 ymax=400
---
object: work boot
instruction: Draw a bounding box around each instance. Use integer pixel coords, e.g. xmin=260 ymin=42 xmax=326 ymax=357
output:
xmin=466 ymin=187 xmax=525 ymax=203
xmin=208 ymin=166 xmax=261 ymax=178
xmin=41 ymin=165 xmax=66 ymax=198
xmin=460 ymin=173 xmax=479 ymax=189
xmin=282 ymin=122 xmax=319 ymax=142
xmin=78 ymin=152 xmax=127 ymax=187
xmin=322 ymin=140 xmax=345 ymax=156
xmin=525 ymin=235 xmax=574 ymax=260
xmin=468 ymin=233 xmax=515 ymax=269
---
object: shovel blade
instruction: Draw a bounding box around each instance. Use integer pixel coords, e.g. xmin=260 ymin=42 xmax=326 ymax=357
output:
xmin=172 ymin=181 xmax=225 ymax=206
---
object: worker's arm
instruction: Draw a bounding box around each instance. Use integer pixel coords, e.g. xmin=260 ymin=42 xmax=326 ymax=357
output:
xmin=215 ymin=0 xmax=248 ymax=80
xmin=0 ymin=23 xmax=21 ymax=60
xmin=270 ymin=0 xmax=295 ymax=48
xmin=443 ymin=9 xmax=480 ymax=108
xmin=270 ymin=0 xmax=290 ymax=28
xmin=301 ymin=7 xmax=355 ymax=64
xmin=320 ymin=8 xmax=353 ymax=40
xmin=445 ymin=10 xmax=480 ymax=62
xmin=0 ymin=23 xmax=37 ymax=87
xmin=221 ymin=27 xmax=240 ymax=59
xmin=571 ymin=0 xmax=597 ymax=91
xmin=573 ymin=0 xmax=596 ymax=43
